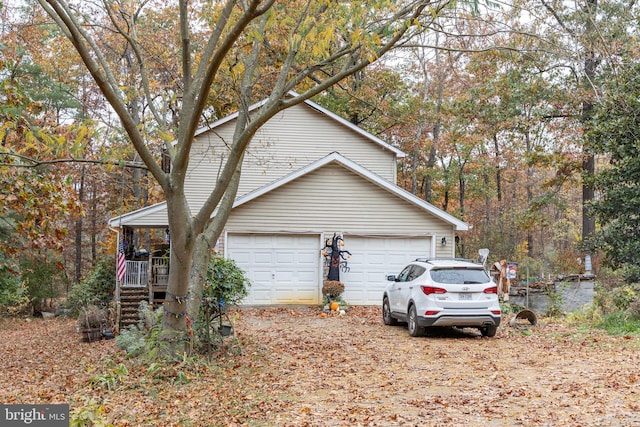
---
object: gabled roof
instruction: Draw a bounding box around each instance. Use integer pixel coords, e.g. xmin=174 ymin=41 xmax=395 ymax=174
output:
xmin=193 ymin=91 xmax=406 ymax=158
xmin=231 ymin=152 xmax=469 ymax=231
xmin=109 ymin=152 xmax=469 ymax=231
xmin=108 ymin=201 xmax=167 ymax=228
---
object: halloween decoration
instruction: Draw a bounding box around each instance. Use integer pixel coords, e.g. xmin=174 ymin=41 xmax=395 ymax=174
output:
xmin=321 ymin=233 xmax=351 ymax=281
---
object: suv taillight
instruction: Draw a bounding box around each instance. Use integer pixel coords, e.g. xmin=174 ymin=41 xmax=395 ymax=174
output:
xmin=483 ymin=286 xmax=498 ymax=294
xmin=421 ymin=286 xmax=447 ymax=295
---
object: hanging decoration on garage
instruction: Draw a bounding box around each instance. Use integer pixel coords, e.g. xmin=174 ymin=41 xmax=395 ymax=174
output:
xmin=321 ymin=233 xmax=351 ymax=281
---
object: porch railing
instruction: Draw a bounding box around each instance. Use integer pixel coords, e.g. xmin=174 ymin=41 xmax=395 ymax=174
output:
xmin=151 ymin=256 xmax=169 ymax=287
xmin=123 ymin=261 xmax=148 ymax=287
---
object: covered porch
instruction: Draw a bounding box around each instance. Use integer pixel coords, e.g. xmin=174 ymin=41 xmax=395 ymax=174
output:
xmin=121 ymin=255 xmax=169 ymax=301
xmin=110 ymin=204 xmax=172 ymax=328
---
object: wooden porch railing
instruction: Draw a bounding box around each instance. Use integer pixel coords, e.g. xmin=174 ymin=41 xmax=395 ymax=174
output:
xmin=151 ymin=257 xmax=169 ymax=288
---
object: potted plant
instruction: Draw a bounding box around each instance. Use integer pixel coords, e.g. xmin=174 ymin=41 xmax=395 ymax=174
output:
xmin=77 ymin=305 xmax=107 ymax=342
xmin=322 ymin=280 xmax=345 ymax=311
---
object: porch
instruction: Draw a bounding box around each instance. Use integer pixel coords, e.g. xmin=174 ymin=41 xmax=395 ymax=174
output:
xmin=117 ymin=256 xmax=169 ymax=329
xmin=121 ymin=257 xmax=169 ymax=290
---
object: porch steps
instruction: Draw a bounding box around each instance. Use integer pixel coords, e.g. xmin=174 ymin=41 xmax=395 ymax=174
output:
xmin=119 ymin=288 xmax=148 ymax=329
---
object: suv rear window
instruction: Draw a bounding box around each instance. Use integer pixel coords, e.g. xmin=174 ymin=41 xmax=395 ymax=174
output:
xmin=430 ymin=268 xmax=490 ymax=285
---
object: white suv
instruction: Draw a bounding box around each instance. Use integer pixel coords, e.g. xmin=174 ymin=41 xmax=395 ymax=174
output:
xmin=382 ymin=258 xmax=501 ymax=337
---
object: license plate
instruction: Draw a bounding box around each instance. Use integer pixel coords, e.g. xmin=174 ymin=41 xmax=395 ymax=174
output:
xmin=459 ymin=293 xmax=472 ymax=300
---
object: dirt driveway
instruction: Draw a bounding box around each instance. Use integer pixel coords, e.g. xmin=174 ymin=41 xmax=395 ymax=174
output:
xmin=0 ymin=306 xmax=639 ymax=426
xmin=235 ymin=306 xmax=640 ymax=427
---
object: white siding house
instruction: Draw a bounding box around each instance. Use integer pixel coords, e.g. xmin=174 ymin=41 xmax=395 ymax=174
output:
xmin=109 ymin=96 xmax=468 ymax=306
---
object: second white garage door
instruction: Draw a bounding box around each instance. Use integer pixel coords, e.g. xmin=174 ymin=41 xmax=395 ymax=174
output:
xmin=227 ymin=233 xmax=321 ymax=305
xmin=340 ymin=236 xmax=432 ymax=305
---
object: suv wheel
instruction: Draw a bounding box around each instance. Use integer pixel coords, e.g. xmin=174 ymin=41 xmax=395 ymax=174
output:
xmin=382 ymin=297 xmax=398 ymax=326
xmin=407 ymin=304 xmax=425 ymax=337
xmin=481 ymin=325 xmax=498 ymax=337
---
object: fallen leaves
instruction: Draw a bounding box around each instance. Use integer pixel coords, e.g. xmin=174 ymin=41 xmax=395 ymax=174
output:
xmin=0 ymin=308 xmax=639 ymax=426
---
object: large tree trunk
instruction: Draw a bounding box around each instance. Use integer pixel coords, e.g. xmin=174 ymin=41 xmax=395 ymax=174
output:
xmin=424 ymin=68 xmax=443 ymax=204
xmin=185 ymin=155 xmax=243 ymax=336
xmin=525 ymin=131 xmax=534 ymax=256
xmin=493 ymin=134 xmax=502 ymax=203
xmin=581 ymin=0 xmax=598 ymax=241
xmin=74 ymin=165 xmax=85 ymax=283
xmin=90 ymin=176 xmax=97 ymax=264
xmin=411 ymin=123 xmax=423 ymax=195
xmin=458 ymin=173 xmax=465 ymax=219
xmin=157 ymin=181 xmax=198 ymax=357
xmin=157 ymin=153 xmax=244 ymax=358
xmin=185 ymin=235 xmax=210 ymax=335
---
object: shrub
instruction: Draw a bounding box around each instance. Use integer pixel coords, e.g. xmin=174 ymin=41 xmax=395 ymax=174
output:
xmin=322 ymin=280 xmax=344 ymax=299
xmin=499 ymin=301 xmax=524 ymax=315
xmin=620 ymin=265 xmax=640 ymax=284
xmin=204 ymin=256 xmax=251 ymax=307
xmin=625 ymin=299 xmax=640 ymax=320
xmin=67 ymin=257 xmax=115 ymax=315
xmin=549 ymin=247 xmax=583 ymax=276
xmin=0 ymin=259 xmax=29 ymax=315
xmin=20 ymin=250 xmax=67 ymax=314
xmin=77 ymin=305 xmax=108 ymax=329
xmin=196 ymin=256 xmax=250 ymax=353
xmin=610 ymin=285 xmax=638 ymax=311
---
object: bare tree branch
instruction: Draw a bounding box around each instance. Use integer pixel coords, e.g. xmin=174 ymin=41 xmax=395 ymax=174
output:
xmin=37 ymin=0 xmax=167 ymax=187
xmin=0 ymin=152 xmax=148 ymax=170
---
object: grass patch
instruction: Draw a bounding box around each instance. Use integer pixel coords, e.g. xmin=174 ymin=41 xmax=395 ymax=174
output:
xmin=596 ymin=312 xmax=640 ymax=335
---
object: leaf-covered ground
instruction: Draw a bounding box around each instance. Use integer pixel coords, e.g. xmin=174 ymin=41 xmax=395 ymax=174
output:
xmin=0 ymin=306 xmax=639 ymax=426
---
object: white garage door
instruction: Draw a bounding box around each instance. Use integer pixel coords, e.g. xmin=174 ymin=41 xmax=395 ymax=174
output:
xmin=227 ymin=233 xmax=321 ymax=305
xmin=340 ymin=236 xmax=431 ymax=305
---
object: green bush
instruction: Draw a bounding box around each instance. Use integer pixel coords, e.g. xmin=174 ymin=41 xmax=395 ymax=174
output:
xmin=610 ymin=285 xmax=638 ymax=311
xmin=196 ymin=256 xmax=250 ymax=353
xmin=204 ymin=256 xmax=251 ymax=307
xmin=20 ymin=251 xmax=67 ymax=314
xmin=625 ymin=299 xmax=640 ymax=320
xmin=499 ymin=301 xmax=524 ymax=315
xmin=619 ymin=264 xmax=640 ymax=284
xmin=0 ymin=257 xmax=29 ymax=314
xmin=67 ymin=257 xmax=115 ymax=315
xmin=585 ymin=279 xmax=640 ymax=334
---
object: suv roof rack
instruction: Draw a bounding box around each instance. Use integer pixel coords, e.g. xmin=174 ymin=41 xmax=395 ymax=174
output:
xmin=414 ymin=257 xmax=476 ymax=264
